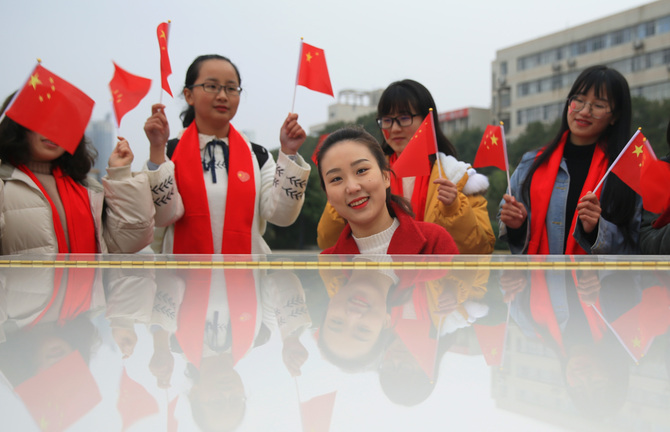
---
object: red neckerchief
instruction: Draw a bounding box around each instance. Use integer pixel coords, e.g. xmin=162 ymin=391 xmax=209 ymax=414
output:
xmin=528 ymin=132 xmax=608 ymax=254
xmin=18 ymin=165 xmax=97 ymax=253
xmin=172 ymin=122 xmax=256 ymax=254
xmin=389 ymin=153 xmax=430 ymax=221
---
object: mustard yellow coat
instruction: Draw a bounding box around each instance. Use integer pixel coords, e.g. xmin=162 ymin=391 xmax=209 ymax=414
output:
xmin=317 ymin=154 xmax=496 ymax=254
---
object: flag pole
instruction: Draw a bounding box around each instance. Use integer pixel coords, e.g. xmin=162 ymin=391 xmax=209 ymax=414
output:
xmin=499 ymin=302 xmax=511 ymax=371
xmin=0 ymin=58 xmax=41 ymax=125
xmin=500 ymin=121 xmax=512 ymax=196
xmin=588 ymin=304 xmax=639 ymax=364
xmin=429 ymin=108 xmax=443 ymax=179
xmin=291 ymin=38 xmax=304 ymax=114
xmin=592 ymin=128 xmax=641 ymax=195
xmin=431 ymin=314 xmax=445 ymax=384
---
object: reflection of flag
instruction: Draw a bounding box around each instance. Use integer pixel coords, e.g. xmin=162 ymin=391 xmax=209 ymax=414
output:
xmin=611 ymin=285 xmax=670 ymax=362
xmin=6 ymin=63 xmax=94 ymax=154
xmin=391 ymin=113 xmax=436 ymax=178
xmin=473 ymin=323 xmax=506 ymax=366
xmin=117 ymin=368 xmax=159 ymax=431
xmin=297 ymin=42 xmax=333 ymax=96
xmin=640 ymin=158 xmax=670 ymax=215
xmin=301 ymin=392 xmax=336 ymax=432
xmin=15 ymin=350 xmax=101 ymax=432
xmin=157 ymin=22 xmax=173 ymax=96
xmin=109 ymin=62 xmax=152 ymax=127
xmin=473 ymin=125 xmax=507 ymax=171
xmin=611 ymin=131 xmax=657 ymax=210
xmin=311 ymin=133 xmax=329 ymax=165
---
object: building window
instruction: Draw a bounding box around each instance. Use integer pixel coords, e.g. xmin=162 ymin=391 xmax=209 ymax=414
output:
xmin=500 ymin=61 xmax=507 ymax=75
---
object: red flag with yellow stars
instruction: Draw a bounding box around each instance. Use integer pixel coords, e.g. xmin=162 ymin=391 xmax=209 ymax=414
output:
xmin=117 ymin=368 xmax=159 ymax=431
xmin=297 ymin=42 xmax=333 ymax=97
xmin=473 ymin=323 xmax=506 ymax=366
xmin=109 ymin=62 xmax=152 ymax=127
xmin=473 ymin=125 xmax=507 ymax=171
xmin=6 ymin=63 xmax=94 ymax=154
xmin=611 ymin=131 xmax=657 ymax=209
xmin=391 ymin=112 xmax=436 ymax=178
xmin=157 ymin=22 xmax=173 ymax=96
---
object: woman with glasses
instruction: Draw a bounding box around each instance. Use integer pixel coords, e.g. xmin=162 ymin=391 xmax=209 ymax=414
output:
xmin=143 ymin=54 xmax=311 ymax=254
xmin=317 ymin=79 xmax=495 ymax=254
xmin=499 ymin=65 xmax=640 ymax=254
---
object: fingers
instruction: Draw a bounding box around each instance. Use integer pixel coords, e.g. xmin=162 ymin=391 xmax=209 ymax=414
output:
xmin=151 ymin=103 xmax=166 ymax=115
xmin=283 ymin=113 xmax=305 ymax=139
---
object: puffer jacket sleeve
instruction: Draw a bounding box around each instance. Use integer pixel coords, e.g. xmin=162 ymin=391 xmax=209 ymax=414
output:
xmin=639 ymin=209 xmax=670 ymax=254
xmin=316 ymin=202 xmax=347 ymax=250
xmin=424 ymin=154 xmax=496 ymax=254
xmin=259 ymin=151 xmax=310 ymax=227
xmin=101 ymin=165 xmax=156 ymax=253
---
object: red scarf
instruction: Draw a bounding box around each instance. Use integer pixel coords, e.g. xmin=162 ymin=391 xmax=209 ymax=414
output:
xmin=172 ymin=122 xmax=256 ymax=254
xmin=18 ymin=165 xmax=97 ymax=253
xmin=389 ymin=153 xmax=431 ymax=221
xmin=528 ymin=132 xmax=608 ymax=254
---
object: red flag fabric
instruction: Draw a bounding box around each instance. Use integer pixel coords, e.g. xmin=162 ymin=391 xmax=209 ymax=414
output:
xmin=311 ymin=133 xmax=329 ymax=165
xmin=14 ymin=350 xmax=102 ymax=432
xmin=109 ymin=62 xmax=152 ymax=127
xmin=301 ymin=392 xmax=336 ymax=432
xmin=6 ymin=64 xmax=94 ymax=154
xmin=297 ymin=42 xmax=333 ymax=97
xmin=391 ymin=113 xmax=435 ymax=179
xmin=473 ymin=323 xmax=506 ymax=366
xmin=611 ymin=131 xmax=656 ymax=206
xmin=157 ymin=22 xmax=173 ymax=97
xmin=640 ymin=158 xmax=670 ymax=215
xmin=473 ymin=125 xmax=507 ymax=171
xmin=117 ymin=368 xmax=159 ymax=431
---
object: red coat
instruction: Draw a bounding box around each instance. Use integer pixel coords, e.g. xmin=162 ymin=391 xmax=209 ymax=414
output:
xmin=322 ymin=203 xmax=460 ymax=255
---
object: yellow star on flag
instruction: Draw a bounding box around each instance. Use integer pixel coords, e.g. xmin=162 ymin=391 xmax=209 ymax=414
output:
xmin=633 ymin=145 xmax=643 ymax=157
xmin=306 ymin=52 xmax=312 ymax=62
xmin=632 ymin=336 xmax=641 ymax=348
xmin=29 ymin=73 xmax=42 ymax=90
xmin=490 ymin=135 xmax=499 ymax=146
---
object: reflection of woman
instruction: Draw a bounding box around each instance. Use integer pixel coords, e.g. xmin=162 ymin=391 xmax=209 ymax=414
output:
xmin=499 ymin=66 xmax=640 ymax=254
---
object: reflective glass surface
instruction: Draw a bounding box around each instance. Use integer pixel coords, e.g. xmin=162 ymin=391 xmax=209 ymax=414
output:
xmin=1 ymin=254 xmax=669 ymax=431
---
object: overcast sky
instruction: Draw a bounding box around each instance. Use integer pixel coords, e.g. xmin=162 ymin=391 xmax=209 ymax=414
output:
xmin=0 ymin=0 xmax=653 ymax=170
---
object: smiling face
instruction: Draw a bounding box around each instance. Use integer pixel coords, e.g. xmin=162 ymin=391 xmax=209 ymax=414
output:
xmin=567 ymin=87 xmax=615 ymax=146
xmin=183 ymin=58 xmax=240 ymax=137
xmin=320 ymin=139 xmax=393 ymax=238
xmin=27 ymin=131 xmax=66 ymax=162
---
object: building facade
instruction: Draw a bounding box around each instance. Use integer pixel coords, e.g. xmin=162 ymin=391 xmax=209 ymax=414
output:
xmin=492 ymin=0 xmax=670 ymax=140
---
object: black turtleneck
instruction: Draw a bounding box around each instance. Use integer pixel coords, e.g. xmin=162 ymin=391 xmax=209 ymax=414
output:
xmin=563 ymin=138 xmax=596 ymax=250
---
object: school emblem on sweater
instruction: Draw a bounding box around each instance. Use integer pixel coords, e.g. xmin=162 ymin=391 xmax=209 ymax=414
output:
xmin=237 ymin=171 xmax=250 ymax=182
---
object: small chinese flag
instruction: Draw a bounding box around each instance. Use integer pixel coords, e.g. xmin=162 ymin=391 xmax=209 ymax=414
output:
xmin=640 ymin=159 xmax=670 ymax=216
xmin=157 ymin=22 xmax=173 ymax=97
xmin=117 ymin=368 xmax=159 ymax=431
xmin=391 ymin=113 xmax=435 ymax=178
xmin=311 ymin=133 xmax=329 ymax=165
xmin=109 ymin=62 xmax=152 ymax=127
xmin=611 ymin=131 xmax=658 ymax=210
xmin=473 ymin=125 xmax=507 ymax=171
xmin=5 ymin=63 xmax=94 ymax=154
xmin=297 ymin=42 xmax=333 ymax=97
xmin=473 ymin=323 xmax=507 ymax=366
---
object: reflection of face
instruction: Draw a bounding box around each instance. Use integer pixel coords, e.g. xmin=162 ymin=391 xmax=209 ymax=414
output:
xmin=321 ymin=140 xmax=392 ymax=238
xmin=183 ymin=59 xmax=241 ymax=136
xmin=112 ymin=327 xmax=138 ymax=359
xmin=567 ymin=87 xmax=614 ymax=146
xmin=382 ymin=108 xmax=421 ymax=155
xmin=322 ymin=271 xmax=393 ymax=359
xmin=27 ymin=131 xmax=66 ymax=162
xmin=190 ymin=354 xmax=246 ymax=431
xmin=35 ymin=336 xmax=73 ymax=372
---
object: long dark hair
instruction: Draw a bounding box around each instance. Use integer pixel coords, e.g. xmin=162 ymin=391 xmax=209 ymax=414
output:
xmin=316 ymin=126 xmax=414 ymax=218
xmin=520 ymin=65 xmax=636 ymax=244
xmin=180 ymin=54 xmax=241 ymax=128
xmin=0 ymin=93 xmax=96 ymax=182
xmin=377 ymin=79 xmax=457 ymax=159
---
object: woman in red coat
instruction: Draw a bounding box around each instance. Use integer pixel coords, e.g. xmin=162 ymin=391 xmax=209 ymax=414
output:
xmin=316 ymin=127 xmax=459 ymax=255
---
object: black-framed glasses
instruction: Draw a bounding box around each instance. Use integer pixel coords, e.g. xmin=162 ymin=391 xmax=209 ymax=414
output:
xmin=376 ymin=114 xmax=419 ymax=130
xmin=567 ymin=96 xmax=611 ymax=119
xmin=190 ymin=83 xmax=243 ymax=96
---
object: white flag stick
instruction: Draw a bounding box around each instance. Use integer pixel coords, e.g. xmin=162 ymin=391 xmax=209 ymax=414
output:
xmin=429 ymin=108 xmax=443 ymax=179
xmin=500 ymin=121 xmax=512 ymax=196
xmin=290 ymin=38 xmax=304 ymax=114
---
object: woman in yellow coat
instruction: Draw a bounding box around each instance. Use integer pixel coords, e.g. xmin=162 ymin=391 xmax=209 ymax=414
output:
xmin=317 ymin=79 xmax=495 ymax=253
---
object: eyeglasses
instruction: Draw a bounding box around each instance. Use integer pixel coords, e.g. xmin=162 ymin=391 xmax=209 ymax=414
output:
xmin=376 ymin=114 xmax=419 ymax=130
xmin=568 ymin=96 xmax=611 ymax=119
xmin=190 ymin=83 xmax=243 ymax=96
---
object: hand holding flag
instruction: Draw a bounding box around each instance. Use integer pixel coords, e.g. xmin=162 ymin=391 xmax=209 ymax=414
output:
xmin=109 ymin=62 xmax=151 ymax=127
xmin=5 ymin=63 xmax=94 ymax=154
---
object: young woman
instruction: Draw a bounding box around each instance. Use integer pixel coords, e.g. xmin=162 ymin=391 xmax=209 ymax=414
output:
xmin=499 ymin=65 xmax=640 ymax=254
xmin=317 ymin=126 xmax=459 ymax=255
xmin=144 ymin=54 xmax=311 ymax=254
xmin=317 ymin=79 xmax=495 ymax=254
xmin=0 ymin=95 xmax=155 ymax=254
